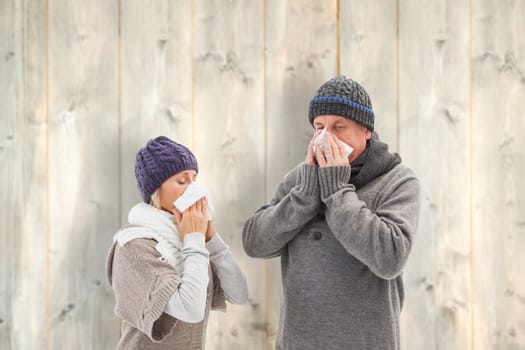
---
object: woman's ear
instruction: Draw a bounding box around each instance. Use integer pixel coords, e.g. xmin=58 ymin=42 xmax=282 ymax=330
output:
xmin=365 ymin=129 xmax=372 ymax=140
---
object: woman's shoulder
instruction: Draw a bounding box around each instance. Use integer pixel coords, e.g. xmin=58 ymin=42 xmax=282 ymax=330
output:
xmin=113 ymin=225 xmax=159 ymax=248
xmin=112 ymin=225 xmax=160 ymax=257
xmin=121 ymin=237 xmax=158 ymax=251
xmin=113 ymin=237 xmax=160 ymax=267
xmin=107 ymin=235 xmax=161 ymax=287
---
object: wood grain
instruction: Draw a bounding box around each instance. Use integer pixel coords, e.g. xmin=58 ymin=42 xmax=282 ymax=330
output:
xmin=47 ymin=0 xmax=120 ymax=348
xmin=398 ymin=1 xmax=472 ymax=349
xmin=2 ymin=1 xmax=525 ymax=348
xmin=192 ymin=0 xmax=266 ymax=348
xmin=472 ymin=0 xmax=525 ymax=348
xmin=339 ymin=0 xmax=399 ymax=150
xmin=0 ymin=0 xmax=47 ymax=348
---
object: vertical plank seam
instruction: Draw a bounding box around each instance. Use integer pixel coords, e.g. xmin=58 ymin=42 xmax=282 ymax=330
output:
xmin=336 ymin=0 xmax=340 ymax=75
xmin=117 ymin=0 xmax=123 ymax=339
xmin=396 ymin=0 xmax=400 ymax=153
xmin=45 ymin=0 xmax=50 ymax=348
xmin=263 ymin=1 xmax=268 ymax=208
xmin=118 ymin=0 xmax=122 ymax=229
xmin=263 ymin=1 xmax=269 ymax=348
xmin=191 ymin=0 xmax=195 ymax=151
xmin=468 ymin=0 xmax=474 ymax=348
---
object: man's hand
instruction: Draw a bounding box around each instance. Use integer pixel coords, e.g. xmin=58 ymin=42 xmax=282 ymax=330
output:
xmin=315 ymin=132 xmax=349 ymax=168
xmin=305 ymin=129 xmax=322 ymax=165
xmin=173 ymin=198 xmax=208 ymax=237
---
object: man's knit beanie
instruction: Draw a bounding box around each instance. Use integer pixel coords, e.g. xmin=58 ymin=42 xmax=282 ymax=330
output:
xmin=308 ymin=76 xmax=375 ymax=130
xmin=135 ymin=136 xmax=198 ymax=203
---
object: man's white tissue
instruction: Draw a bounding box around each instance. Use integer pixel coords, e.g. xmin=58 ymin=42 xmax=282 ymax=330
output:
xmin=173 ymin=182 xmax=214 ymax=220
xmin=314 ymin=128 xmax=354 ymax=158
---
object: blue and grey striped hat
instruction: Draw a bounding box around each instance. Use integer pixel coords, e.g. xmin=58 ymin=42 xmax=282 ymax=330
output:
xmin=308 ymin=76 xmax=374 ymax=131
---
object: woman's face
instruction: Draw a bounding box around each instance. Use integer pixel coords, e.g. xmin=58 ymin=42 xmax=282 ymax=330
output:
xmin=158 ymin=170 xmax=198 ymax=212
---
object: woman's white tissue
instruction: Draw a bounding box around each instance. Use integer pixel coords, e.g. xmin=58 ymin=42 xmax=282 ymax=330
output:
xmin=173 ymin=182 xmax=214 ymax=220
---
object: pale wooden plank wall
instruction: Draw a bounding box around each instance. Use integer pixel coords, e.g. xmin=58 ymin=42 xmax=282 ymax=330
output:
xmin=2 ymin=1 xmax=525 ymax=349
xmin=339 ymin=0 xmax=399 ymax=151
xmin=0 ymin=0 xmax=47 ymax=348
xmin=47 ymin=0 xmax=120 ymax=348
xmin=192 ymin=0 xmax=266 ymax=348
xmin=399 ymin=1 xmax=472 ymax=349
xmin=472 ymin=0 xmax=525 ymax=348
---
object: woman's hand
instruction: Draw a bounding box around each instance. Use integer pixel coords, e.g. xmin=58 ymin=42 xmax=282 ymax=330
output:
xmin=173 ymin=198 xmax=208 ymax=237
xmin=315 ymin=132 xmax=349 ymax=168
xmin=205 ymin=219 xmax=216 ymax=242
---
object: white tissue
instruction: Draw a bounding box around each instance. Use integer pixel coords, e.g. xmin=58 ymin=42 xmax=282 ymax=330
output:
xmin=313 ymin=128 xmax=354 ymax=158
xmin=173 ymin=182 xmax=214 ymax=220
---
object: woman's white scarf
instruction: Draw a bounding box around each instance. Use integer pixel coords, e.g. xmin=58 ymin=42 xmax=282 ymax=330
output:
xmin=113 ymin=202 xmax=184 ymax=274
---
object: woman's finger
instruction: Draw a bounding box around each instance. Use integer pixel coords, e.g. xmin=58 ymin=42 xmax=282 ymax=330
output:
xmin=201 ymin=197 xmax=208 ymax=215
xmin=195 ymin=197 xmax=202 ymax=213
xmin=173 ymin=209 xmax=182 ymax=225
xmin=187 ymin=202 xmax=195 ymax=216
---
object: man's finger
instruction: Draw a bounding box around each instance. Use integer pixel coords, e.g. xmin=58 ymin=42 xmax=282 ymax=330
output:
xmin=328 ymin=133 xmax=341 ymax=160
xmin=315 ymin=143 xmax=326 ymax=166
xmin=312 ymin=129 xmax=322 ymax=141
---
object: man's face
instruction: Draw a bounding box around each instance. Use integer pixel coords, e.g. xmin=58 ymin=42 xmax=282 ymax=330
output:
xmin=313 ymin=115 xmax=372 ymax=163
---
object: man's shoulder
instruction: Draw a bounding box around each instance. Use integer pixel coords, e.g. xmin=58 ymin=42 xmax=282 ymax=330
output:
xmin=390 ymin=162 xmax=418 ymax=181
xmin=371 ymin=162 xmax=419 ymax=191
xmin=384 ymin=163 xmax=421 ymax=199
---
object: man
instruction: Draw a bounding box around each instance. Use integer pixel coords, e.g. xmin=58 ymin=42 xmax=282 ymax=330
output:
xmin=242 ymin=76 xmax=420 ymax=350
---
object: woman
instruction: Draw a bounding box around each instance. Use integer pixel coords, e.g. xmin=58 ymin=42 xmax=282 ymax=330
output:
xmin=106 ymin=136 xmax=249 ymax=349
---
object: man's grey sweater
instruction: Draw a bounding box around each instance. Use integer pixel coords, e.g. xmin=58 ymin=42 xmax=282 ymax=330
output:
xmin=243 ymin=163 xmax=420 ymax=350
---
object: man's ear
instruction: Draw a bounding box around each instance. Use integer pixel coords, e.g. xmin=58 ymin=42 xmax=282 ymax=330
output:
xmin=365 ymin=129 xmax=372 ymax=140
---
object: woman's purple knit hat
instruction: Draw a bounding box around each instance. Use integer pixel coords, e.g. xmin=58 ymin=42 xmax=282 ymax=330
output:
xmin=135 ymin=136 xmax=198 ymax=203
